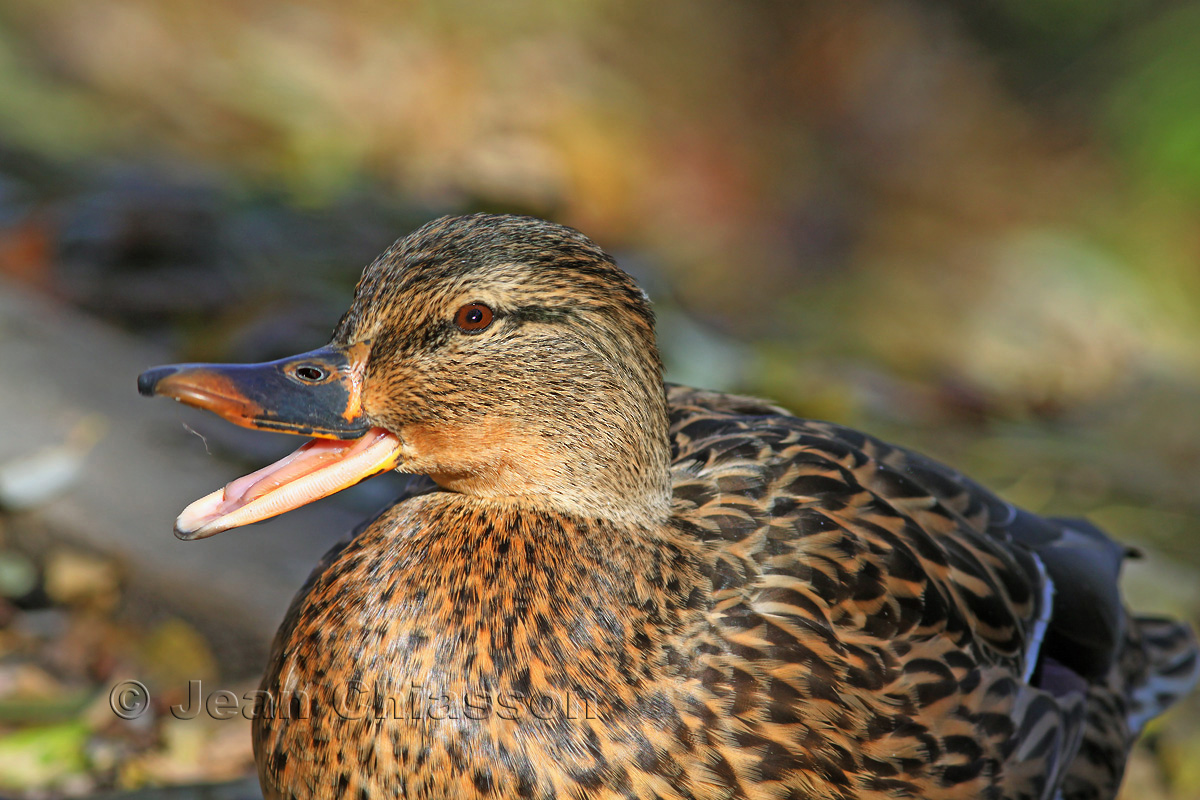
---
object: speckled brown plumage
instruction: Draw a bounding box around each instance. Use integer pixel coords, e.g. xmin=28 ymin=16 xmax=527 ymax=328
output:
xmin=148 ymin=214 xmax=1198 ymax=799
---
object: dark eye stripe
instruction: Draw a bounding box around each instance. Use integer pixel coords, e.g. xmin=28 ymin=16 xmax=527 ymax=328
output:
xmin=507 ymin=305 xmax=571 ymax=324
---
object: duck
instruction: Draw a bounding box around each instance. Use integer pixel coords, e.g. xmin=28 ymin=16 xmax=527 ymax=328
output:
xmin=137 ymin=213 xmax=1198 ymax=800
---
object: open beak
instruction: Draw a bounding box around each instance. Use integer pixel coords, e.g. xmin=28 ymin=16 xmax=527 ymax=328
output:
xmin=137 ymin=344 xmax=403 ymax=540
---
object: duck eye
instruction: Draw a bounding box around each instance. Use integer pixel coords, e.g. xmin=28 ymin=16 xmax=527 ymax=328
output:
xmin=454 ymin=302 xmax=494 ymax=333
xmin=294 ymin=365 xmax=327 ymax=382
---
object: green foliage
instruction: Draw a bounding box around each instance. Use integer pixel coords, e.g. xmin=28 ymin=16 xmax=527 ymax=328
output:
xmin=1107 ymin=5 xmax=1200 ymax=200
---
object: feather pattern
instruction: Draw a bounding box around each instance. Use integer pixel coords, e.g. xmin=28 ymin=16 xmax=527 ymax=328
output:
xmin=141 ymin=214 xmax=1195 ymax=800
xmin=252 ymin=383 xmax=1196 ymax=800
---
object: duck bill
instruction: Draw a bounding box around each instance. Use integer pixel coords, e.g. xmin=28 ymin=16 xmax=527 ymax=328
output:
xmin=137 ymin=344 xmax=373 ymax=439
xmin=137 ymin=344 xmax=404 ymax=540
xmin=172 ymin=428 xmax=402 ymax=539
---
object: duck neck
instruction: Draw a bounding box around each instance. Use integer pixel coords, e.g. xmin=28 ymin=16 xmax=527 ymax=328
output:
xmin=402 ymin=377 xmax=674 ymax=527
xmin=540 ymin=373 xmax=673 ymax=525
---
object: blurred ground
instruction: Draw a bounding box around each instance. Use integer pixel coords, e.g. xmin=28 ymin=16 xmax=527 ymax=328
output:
xmin=0 ymin=1 xmax=1197 ymax=797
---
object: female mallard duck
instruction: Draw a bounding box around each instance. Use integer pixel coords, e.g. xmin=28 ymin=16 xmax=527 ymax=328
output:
xmin=139 ymin=214 xmax=1196 ymax=800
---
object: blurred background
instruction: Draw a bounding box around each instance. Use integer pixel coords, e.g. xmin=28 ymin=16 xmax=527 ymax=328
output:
xmin=0 ymin=1 xmax=1197 ymax=796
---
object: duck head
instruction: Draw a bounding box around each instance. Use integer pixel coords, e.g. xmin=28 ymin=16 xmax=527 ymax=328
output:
xmin=139 ymin=214 xmax=672 ymax=539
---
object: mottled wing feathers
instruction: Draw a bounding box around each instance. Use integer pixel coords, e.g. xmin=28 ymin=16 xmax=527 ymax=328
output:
xmin=661 ymin=385 xmax=1172 ymax=800
xmin=833 ymin=442 xmax=1128 ymax=683
xmin=666 ymin=384 xmax=1050 ymax=666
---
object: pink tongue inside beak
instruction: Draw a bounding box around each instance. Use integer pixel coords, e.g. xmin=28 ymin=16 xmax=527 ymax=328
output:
xmin=175 ymin=427 xmax=404 ymax=539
